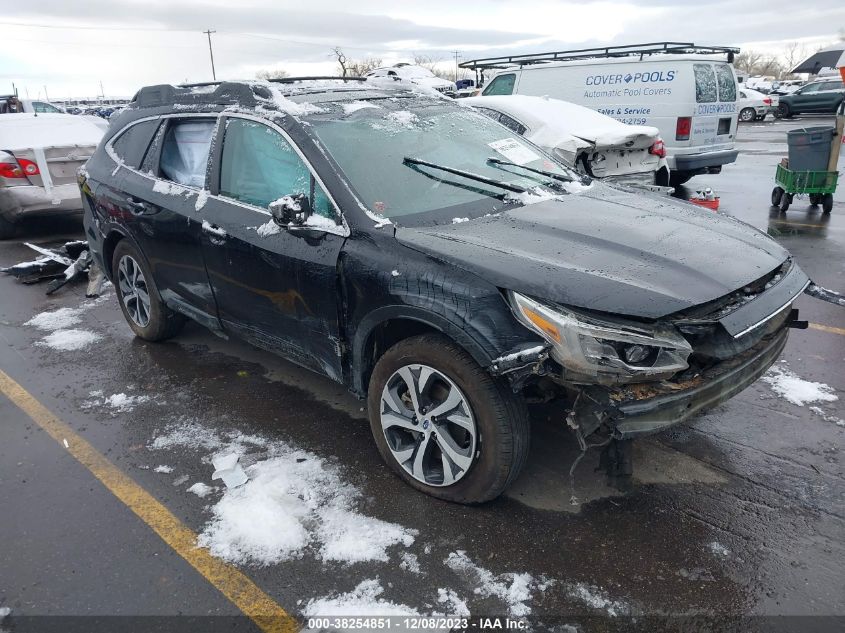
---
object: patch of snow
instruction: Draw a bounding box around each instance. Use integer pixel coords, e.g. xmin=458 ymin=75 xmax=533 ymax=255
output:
xmin=304 ymin=214 xmax=338 ymax=230
xmin=709 ymin=542 xmax=730 ymax=557
xmin=399 ymin=551 xmax=421 ymax=574
xmin=567 ymin=582 xmax=630 ymax=617
xmin=493 ymin=345 xmax=545 ymax=365
xmin=317 ymin=507 xmax=416 ymax=563
xmin=444 ymin=550 xmax=535 ymax=617
xmin=809 ymin=406 xmax=845 ymax=427
xmin=153 ymin=180 xmax=189 ymax=196
xmin=149 ymin=418 xmax=268 ymax=454
xmin=0 ymin=606 xmax=10 ymax=618
xmin=451 ymin=217 xmax=469 ymax=224
xmin=255 ymin=219 xmax=282 ymax=237
xmin=105 ymin=392 xmax=150 ymax=412
xmin=436 ymin=588 xmax=470 ymax=617
xmin=172 ymin=474 xmax=190 ymax=486
xmin=195 ymin=189 xmax=210 ymax=211
xmin=562 ymin=179 xmax=595 ymax=195
xmin=25 ymin=307 xmax=83 ymax=331
xmin=201 ymin=220 xmax=226 ymax=237
xmin=37 ymin=328 xmax=101 ymax=351
xmin=387 ymin=110 xmax=418 ymax=126
xmin=342 ymin=101 xmax=381 ymax=114
xmin=187 ymin=482 xmax=215 ymax=498
xmin=761 ymin=364 xmax=838 ymax=407
xmin=303 ymin=579 xmax=419 ymax=619
xmin=154 ymin=465 xmax=173 ymax=474
xmin=391 ymin=270 xmax=400 ymax=277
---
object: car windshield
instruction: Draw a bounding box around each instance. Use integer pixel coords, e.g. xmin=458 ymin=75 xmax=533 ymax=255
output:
xmin=308 ymin=98 xmax=575 ymax=224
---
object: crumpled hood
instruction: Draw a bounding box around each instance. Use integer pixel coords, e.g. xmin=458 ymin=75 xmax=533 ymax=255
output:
xmin=395 ymin=187 xmax=790 ymax=319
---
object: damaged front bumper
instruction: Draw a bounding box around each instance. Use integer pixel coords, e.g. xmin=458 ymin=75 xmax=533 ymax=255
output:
xmin=572 ymin=326 xmax=788 ymax=439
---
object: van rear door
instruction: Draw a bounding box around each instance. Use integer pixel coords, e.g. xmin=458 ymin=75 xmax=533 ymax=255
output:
xmin=690 ymin=62 xmax=737 ymax=153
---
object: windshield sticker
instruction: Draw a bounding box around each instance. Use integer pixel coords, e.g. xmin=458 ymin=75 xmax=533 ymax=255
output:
xmin=488 ymin=138 xmax=540 ymax=165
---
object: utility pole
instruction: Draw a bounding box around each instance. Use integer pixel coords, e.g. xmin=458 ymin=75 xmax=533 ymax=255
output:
xmin=99 ymin=80 xmax=105 ymax=102
xmin=44 ymin=85 xmax=49 ymax=101
xmin=453 ymin=50 xmax=461 ymax=83
xmin=204 ymin=29 xmax=217 ymax=80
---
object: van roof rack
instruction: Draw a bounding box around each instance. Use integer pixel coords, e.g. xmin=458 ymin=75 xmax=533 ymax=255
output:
xmin=460 ymin=42 xmax=740 ymax=71
xmin=268 ymin=76 xmax=368 ymax=83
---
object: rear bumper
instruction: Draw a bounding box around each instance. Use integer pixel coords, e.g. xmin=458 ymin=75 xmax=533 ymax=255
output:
xmin=0 ymin=183 xmax=83 ymax=220
xmin=579 ymin=327 xmax=788 ymax=439
xmin=671 ymin=149 xmax=739 ymax=172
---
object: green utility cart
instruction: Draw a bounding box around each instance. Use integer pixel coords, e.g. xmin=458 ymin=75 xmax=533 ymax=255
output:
xmin=771 ymin=163 xmax=838 ymax=213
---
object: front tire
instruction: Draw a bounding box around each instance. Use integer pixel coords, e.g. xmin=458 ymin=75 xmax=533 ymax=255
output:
xmin=771 ymin=186 xmax=784 ymax=207
xmin=367 ymin=334 xmax=530 ymax=504
xmin=776 ymin=103 xmax=792 ymax=119
xmin=112 ymin=240 xmax=185 ymax=341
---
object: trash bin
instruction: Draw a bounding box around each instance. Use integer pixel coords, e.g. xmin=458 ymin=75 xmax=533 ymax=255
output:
xmin=787 ymin=126 xmax=835 ymax=171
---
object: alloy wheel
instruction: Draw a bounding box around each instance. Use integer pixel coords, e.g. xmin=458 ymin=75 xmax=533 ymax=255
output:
xmin=379 ymin=363 xmax=477 ymax=486
xmin=117 ymin=254 xmax=151 ymax=327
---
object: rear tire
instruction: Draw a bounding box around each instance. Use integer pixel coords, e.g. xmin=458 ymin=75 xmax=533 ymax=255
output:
xmin=809 ymin=194 xmax=821 ymax=206
xmin=776 ymin=103 xmax=792 ymax=119
xmin=112 ymin=240 xmax=185 ymax=341
xmin=0 ymin=215 xmax=15 ymax=240
xmin=822 ymin=193 xmax=834 ymax=214
xmin=367 ymin=334 xmax=530 ymax=504
xmin=669 ymin=171 xmax=694 ymax=186
xmin=779 ymin=192 xmax=791 ymax=213
xmin=771 ymin=187 xmax=784 ymax=207
xmin=739 ymin=107 xmax=756 ymax=123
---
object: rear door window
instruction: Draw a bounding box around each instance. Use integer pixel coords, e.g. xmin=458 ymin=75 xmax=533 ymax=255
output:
xmin=111 ymin=120 xmax=160 ymax=169
xmin=219 ymin=118 xmax=336 ymax=221
xmin=694 ymin=64 xmax=717 ymax=103
xmin=714 ymin=65 xmax=736 ymax=102
xmin=160 ymin=119 xmax=216 ymax=187
xmin=483 ymin=74 xmax=516 ymax=96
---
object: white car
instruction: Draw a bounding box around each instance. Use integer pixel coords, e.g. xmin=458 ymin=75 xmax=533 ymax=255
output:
xmin=738 ymin=88 xmax=776 ymax=122
xmin=462 ymin=95 xmax=670 ymax=187
xmin=365 ymin=64 xmax=456 ymax=94
xmin=0 ymin=113 xmax=104 ymax=238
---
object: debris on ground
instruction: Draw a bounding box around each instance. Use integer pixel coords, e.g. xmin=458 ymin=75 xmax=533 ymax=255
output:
xmin=211 ymin=453 xmax=249 ymax=489
xmin=1 ymin=240 xmax=105 ymax=296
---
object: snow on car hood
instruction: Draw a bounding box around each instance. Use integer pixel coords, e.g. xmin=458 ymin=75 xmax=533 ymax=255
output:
xmin=0 ymin=113 xmax=104 ymax=151
xmin=395 ymin=186 xmax=791 ymax=319
xmin=463 ymin=95 xmax=659 ymax=150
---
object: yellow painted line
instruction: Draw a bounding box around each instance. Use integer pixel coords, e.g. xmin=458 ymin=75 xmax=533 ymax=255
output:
xmin=0 ymin=369 xmax=298 ymax=633
xmin=809 ymin=322 xmax=845 ymax=336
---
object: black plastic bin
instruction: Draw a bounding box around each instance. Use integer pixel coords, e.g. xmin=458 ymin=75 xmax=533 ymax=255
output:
xmin=787 ymin=126 xmax=835 ymax=172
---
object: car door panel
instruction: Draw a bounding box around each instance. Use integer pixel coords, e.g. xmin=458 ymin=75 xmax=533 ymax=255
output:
xmin=201 ymin=116 xmax=346 ymax=381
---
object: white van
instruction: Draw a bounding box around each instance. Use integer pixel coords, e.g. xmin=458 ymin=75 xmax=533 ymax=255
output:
xmin=463 ymin=43 xmax=741 ymax=185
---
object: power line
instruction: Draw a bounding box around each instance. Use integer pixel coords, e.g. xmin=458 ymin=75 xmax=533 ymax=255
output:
xmin=204 ymin=29 xmax=217 ymax=80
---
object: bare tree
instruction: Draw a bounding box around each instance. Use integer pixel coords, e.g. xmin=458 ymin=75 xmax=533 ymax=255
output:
xmin=734 ymin=50 xmax=764 ymax=74
xmin=255 ymin=68 xmax=289 ymax=80
xmin=331 ymin=47 xmax=382 ymax=77
xmin=780 ymin=42 xmax=808 ymax=77
xmin=412 ymin=54 xmax=453 ymax=80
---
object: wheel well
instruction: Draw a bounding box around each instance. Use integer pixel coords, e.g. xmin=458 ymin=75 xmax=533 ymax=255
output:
xmin=102 ymin=231 xmax=125 ymax=279
xmin=358 ymin=318 xmax=442 ymax=394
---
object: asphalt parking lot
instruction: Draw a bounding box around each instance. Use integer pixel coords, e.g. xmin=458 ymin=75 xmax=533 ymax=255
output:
xmin=1 ymin=115 xmax=843 ymax=632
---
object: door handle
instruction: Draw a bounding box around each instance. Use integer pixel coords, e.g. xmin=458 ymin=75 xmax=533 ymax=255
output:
xmin=201 ymin=221 xmax=228 ymax=239
xmin=126 ymin=197 xmax=148 ymax=214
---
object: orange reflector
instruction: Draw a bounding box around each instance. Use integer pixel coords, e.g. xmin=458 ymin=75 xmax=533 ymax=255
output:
xmin=523 ymin=307 xmax=561 ymax=343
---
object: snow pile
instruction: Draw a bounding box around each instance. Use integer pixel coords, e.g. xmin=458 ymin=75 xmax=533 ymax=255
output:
xmin=762 ymin=363 xmax=838 ymax=407
xmin=154 ymin=465 xmax=173 ymax=473
xmin=304 ymin=579 xmax=419 ymax=618
xmin=150 ymin=420 xmax=416 ymax=566
xmin=37 ymin=329 xmax=101 ymax=351
xmin=436 ymin=588 xmax=471 ymax=617
xmin=387 ymin=110 xmax=418 ymax=126
xmin=25 ymin=307 xmax=83 ymax=331
xmin=187 ymin=482 xmax=215 ymax=498
xmin=256 ymin=219 xmax=282 ymax=237
xmin=342 ymin=101 xmax=381 ymax=115
xmin=444 ymin=550 xmax=537 ymax=617
xmin=567 ymin=582 xmax=630 ymax=617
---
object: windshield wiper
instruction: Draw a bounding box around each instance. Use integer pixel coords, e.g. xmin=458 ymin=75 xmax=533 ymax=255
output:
xmin=487 ymin=157 xmax=575 ymax=183
xmin=403 ymin=157 xmax=527 ymax=193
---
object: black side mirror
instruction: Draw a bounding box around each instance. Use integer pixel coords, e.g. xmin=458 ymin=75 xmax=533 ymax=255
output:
xmin=269 ymin=194 xmax=311 ymax=226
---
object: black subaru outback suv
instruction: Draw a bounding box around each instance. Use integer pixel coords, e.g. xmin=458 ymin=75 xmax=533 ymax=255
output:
xmin=79 ymin=78 xmax=809 ymax=503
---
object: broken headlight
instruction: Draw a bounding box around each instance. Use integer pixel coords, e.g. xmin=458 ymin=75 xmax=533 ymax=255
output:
xmin=507 ymin=291 xmax=692 ymax=384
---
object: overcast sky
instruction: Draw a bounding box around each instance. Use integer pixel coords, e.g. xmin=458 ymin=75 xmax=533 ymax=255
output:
xmin=1 ymin=0 xmax=842 ymax=99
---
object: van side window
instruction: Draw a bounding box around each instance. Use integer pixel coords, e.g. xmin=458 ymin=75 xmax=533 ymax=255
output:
xmin=694 ymin=64 xmax=717 ymax=103
xmin=219 ymin=118 xmax=336 ymax=222
xmin=160 ymin=119 xmax=216 ymax=187
xmin=111 ymin=120 xmax=160 ymax=169
xmin=715 ymin=65 xmax=736 ymax=102
xmin=483 ymin=74 xmax=516 ymax=96
xmin=32 ymin=101 xmax=61 ymax=113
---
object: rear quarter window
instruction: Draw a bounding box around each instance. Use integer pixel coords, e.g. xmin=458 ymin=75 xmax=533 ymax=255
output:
xmin=111 ymin=119 xmax=160 ymax=169
xmin=715 ymin=65 xmax=736 ymax=102
xmin=694 ymin=64 xmax=717 ymax=103
xmin=483 ymin=74 xmax=516 ymax=96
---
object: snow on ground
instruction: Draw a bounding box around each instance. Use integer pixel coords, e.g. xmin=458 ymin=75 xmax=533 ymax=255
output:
xmin=37 ymin=329 xmax=101 ymax=351
xmin=809 ymin=406 xmax=845 ymax=427
xmin=444 ymin=550 xmax=539 ymax=617
xmin=566 ymin=582 xmax=630 ymax=617
xmin=451 ymin=217 xmax=469 ymax=224
xmin=303 ymin=579 xmax=419 ymax=618
xmin=399 ymin=551 xmax=421 ymax=574
xmin=25 ymin=307 xmax=83 ymax=331
xmin=150 ymin=419 xmax=415 ymax=566
xmin=762 ymin=362 xmax=838 ymax=407
xmin=187 ymin=482 xmax=215 ymax=498
xmin=709 ymin=542 xmax=730 ymax=557
xmin=83 ymin=390 xmax=151 ymax=413
xmin=154 ymin=465 xmax=173 ymax=473
xmin=436 ymin=588 xmax=471 ymax=617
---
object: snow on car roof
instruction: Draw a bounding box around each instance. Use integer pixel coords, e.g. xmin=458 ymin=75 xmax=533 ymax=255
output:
xmin=461 ymin=95 xmax=659 ymax=148
xmin=0 ymin=113 xmax=104 ymax=150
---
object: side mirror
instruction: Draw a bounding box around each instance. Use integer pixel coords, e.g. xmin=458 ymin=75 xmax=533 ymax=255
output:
xmin=269 ymin=194 xmax=311 ymax=226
